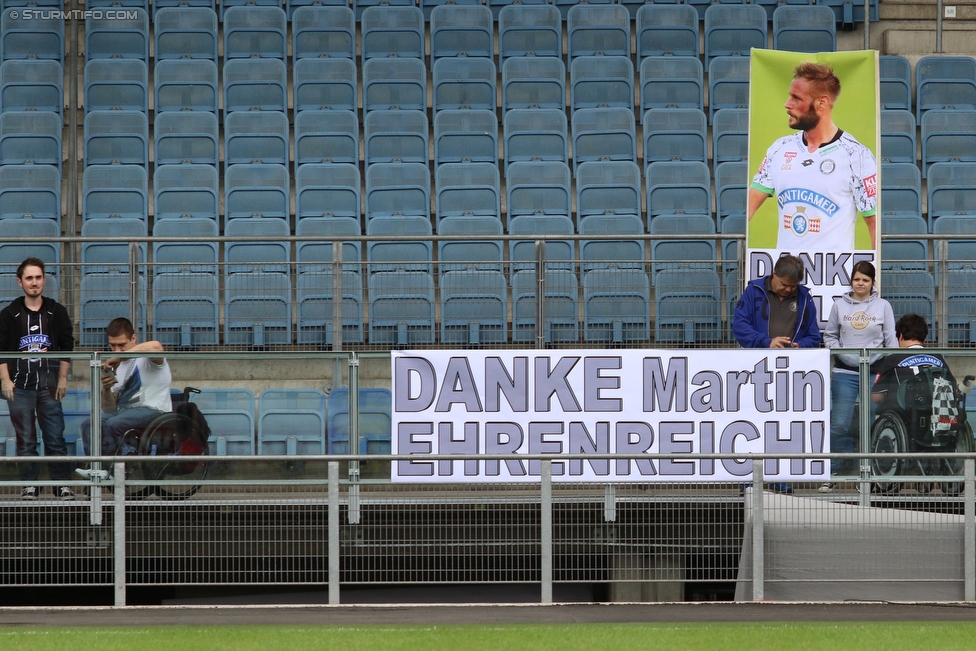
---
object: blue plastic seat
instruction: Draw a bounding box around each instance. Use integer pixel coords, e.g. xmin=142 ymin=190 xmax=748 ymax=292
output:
xmin=151 ymin=272 xmax=219 ymax=348
xmin=575 ymin=159 xmax=642 ymax=224
xmin=430 ymin=5 xmax=493 ymax=60
xmin=153 ymin=59 xmax=218 ymax=114
xmin=435 ymin=162 xmax=501 ymax=226
xmin=639 ymin=55 xmax=704 ymax=113
xmin=566 ymin=5 xmax=631 ymax=59
xmin=295 ymin=162 xmax=361 ymax=222
xmin=1 ymin=12 xmax=63 ymax=64
xmin=433 ymin=56 xmax=497 ymax=113
xmin=708 ymin=56 xmax=751 ymax=122
xmin=326 ymin=388 xmax=392 ymax=455
xmin=649 ymin=213 xmax=717 ymax=273
xmin=83 ymin=110 xmax=148 ymax=170
xmin=712 ymin=108 xmax=749 ymax=165
xmin=927 ymin=161 xmax=976 ymax=229
xmin=362 ymin=56 xmax=427 ymax=113
xmin=222 ymin=58 xmax=288 ymax=118
xmin=0 ymin=164 xmax=60 ymax=223
xmin=296 ymin=215 xmax=362 ymax=276
xmin=636 ymin=4 xmax=699 ymax=59
xmin=880 ymin=161 xmax=923 ymax=220
xmin=292 ymin=5 xmax=355 ymax=60
xmin=294 ymin=109 xmax=359 ymax=171
xmin=934 ymin=216 xmax=976 ymax=270
xmin=85 ymin=9 xmax=149 ymax=61
xmin=502 ymin=56 xmax=566 ymax=113
xmin=880 ymin=55 xmax=912 ymax=111
xmin=368 ymin=271 xmax=436 ymax=346
xmin=654 ymin=268 xmax=723 ymax=344
xmin=511 ymin=269 xmax=579 ymax=344
xmin=81 ymin=218 xmax=146 ymax=275
xmin=81 ymin=60 xmax=147 ymax=114
xmin=642 ymin=108 xmax=708 ymax=166
xmin=224 ymin=215 xmax=291 ymax=275
xmin=79 ymin=271 xmax=147 ymax=346
xmin=0 ymin=111 xmax=61 ymax=170
xmin=0 ymin=218 xmax=59 ymax=275
xmin=224 ymin=110 xmax=289 ymax=171
xmin=194 ymin=388 xmax=255 ymax=457
xmin=297 ymin=270 xmax=365 ymax=346
xmin=293 ymin=57 xmax=357 ymax=113
xmin=361 ymin=5 xmax=424 ymax=63
xmin=433 ymin=109 xmax=498 ymax=167
xmin=153 ymin=111 xmax=219 ymax=167
xmin=82 ymin=164 xmax=147 ymax=221
xmin=153 ymin=163 xmax=219 ymax=223
xmin=364 ymin=109 xmax=429 ymax=167
xmin=773 ymin=5 xmax=837 ymax=53
xmin=583 ymin=267 xmax=651 ymax=344
xmin=438 ymin=215 xmax=504 ymax=274
xmin=0 ymin=59 xmax=62 ymax=116
xmin=715 ymin=160 xmax=747 ymax=229
xmin=579 ymin=213 xmax=645 ymax=271
xmin=819 ymin=0 xmax=878 ymax=26
xmin=571 ymin=107 xmax=637 ymax=174
xmin=508 ymin=212 xmax=575 ymax=272
xmin=153 ymin=7 xmax=218 ymax=61
xmin=882 ymin=269 xmax=935 ymax=330
xmin=152 ymin=217 xmax=219 ymax=276
xmin=440 ymin=270 xmax=508 ymax=345
xmin=571 ymin=55 xmax=634 ymax=113
xmin=720 ymin=212 xmax=746 ymax=279
xmin=224 ymin=163 xmax=290 ymax=226
xmin=921 ymin=109 xmax=976 ymax=176
xmin=916 ymin=56 xmax=976 ymax=121
xmin=646 ymin=160 xmax=712 ymax=220
xmin=946 ymin=268 xmax=976 ymax=344
xmin=223 ymin=6 xmax=287 ymax=60
xmin=880 ymin=214 xmax=927 ymax=271
xmin=498 ymin=4 xmax=561 ymax=62
xmin=353 ymin=0 xmax=413 ymax=20
xmin=257 ymin=389 xmax=325 ymax=455
xmin=366 ymin=215 xmax=433 ymax=274
xmin=490 ymin=0 xmax=549 ymax=19
xmin=506 ymin=160 xmax=573 ymax=222
xmin=364 ymin=162 xmax=430 ymax=224
xmin=704 ymin=5 xmax=766 ymax=66
xmin=224 ymin=271 xmax=292 ymax=347
xmin=503 ymin=108 xmax=568 ymax=172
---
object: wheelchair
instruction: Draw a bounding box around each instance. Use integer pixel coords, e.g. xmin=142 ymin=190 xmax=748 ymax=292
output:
xmin=869 ymin=371 xmax=975 ymax=496
xmin=112 ymin=387 xmax=210 ymax=500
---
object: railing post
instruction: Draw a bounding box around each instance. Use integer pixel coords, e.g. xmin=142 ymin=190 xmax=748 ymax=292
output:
xmin=535 ymin=240 xmax=546 ymax=350
xmin=859 ymin=350 xmax=872 ymax=507
xmin=347 ymin=354 xmax=360 ymax=525
xmin=89 ymin=354 xmax=104 ymax=526
xmin=966 ymin=458 xmax=974 ymax=601
xmin=751 ymin=459 xmax=764 ymax=601
xmin=113 ymin=461 xmax=126 ymax=607
xmin=331 ymin=241 xmax=345 ymax=389
xmin=328 ymin=461 xmax=340 ymax=605
xmin=540 ymin=459 xmax=553 ymax=604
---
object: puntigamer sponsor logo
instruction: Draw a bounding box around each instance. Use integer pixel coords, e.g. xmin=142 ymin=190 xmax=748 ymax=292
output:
xmin=9 ymin=8 xmax=140 ymax=19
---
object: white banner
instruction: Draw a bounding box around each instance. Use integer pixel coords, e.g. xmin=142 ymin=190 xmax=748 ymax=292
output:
xmin=391 ymin=349 xmax=831 ymax=483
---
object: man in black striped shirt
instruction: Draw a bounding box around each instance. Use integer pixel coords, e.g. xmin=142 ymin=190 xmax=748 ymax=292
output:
xmin=0 ymin=258 xmax=75 ymax=500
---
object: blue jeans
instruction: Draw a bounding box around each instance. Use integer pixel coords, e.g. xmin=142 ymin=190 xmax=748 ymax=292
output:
xmin=9 ymin=387 xmax=71 ymax=481
xmin=829 ymin=372 xmax=876 ymax=475
xmin=82 ymin=407 xmax=164 ymax=455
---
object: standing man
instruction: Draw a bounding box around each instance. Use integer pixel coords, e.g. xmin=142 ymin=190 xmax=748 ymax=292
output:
xmin=733 ymin=255 xmax=822 ymax=350
xmin=0 ymin=257 xmax=75 ymax=500
xmin=749 ymin=61 xmax=878 ymax=252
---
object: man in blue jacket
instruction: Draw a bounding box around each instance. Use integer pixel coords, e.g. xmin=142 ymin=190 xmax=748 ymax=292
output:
xmin=733 ymin=254 xmax=822 ymax=350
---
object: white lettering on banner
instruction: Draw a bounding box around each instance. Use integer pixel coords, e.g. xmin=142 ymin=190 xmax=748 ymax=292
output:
xmin=391 ymin=350 xmax=830 ymax=483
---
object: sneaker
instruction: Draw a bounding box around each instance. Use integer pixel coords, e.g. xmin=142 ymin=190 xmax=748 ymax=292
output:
xmin=75 ymin=467 xmax=112 ymax=481
xmin=818 ymin=482 xmax=834 ymax=493
xmin=56 ymin=486 xmax=75 ymax=500
xmin=21 ymin=486 xmax=38 ymax=500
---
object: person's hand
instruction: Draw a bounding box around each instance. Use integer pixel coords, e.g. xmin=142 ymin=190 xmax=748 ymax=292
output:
xmin=100 ymin=367 xmax=117 ymax=390
xmin=1 ymin=378 xmax=13 ymax=401
xmin=55 ymin=376 xmax=67 ymax=401
xmin=769 ymin=336 xmax=792 ymax=349
xmin=103 ymin=357 xmax=121 ymax=371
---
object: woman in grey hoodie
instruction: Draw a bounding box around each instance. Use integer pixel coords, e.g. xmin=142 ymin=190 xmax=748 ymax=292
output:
xmin=821 ymin=261 xmax=897 ymax=491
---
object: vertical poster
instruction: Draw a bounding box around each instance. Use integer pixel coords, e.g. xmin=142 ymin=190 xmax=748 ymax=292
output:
xmin=747 ymin=49 xmax=881 ymax=329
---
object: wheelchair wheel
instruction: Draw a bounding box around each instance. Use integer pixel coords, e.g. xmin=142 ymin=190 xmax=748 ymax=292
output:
xmin=943 ymin=422 xmax=975 ymax=497
xmin=137 ymin=412 xmax=209 ymax=499
xmin=870 ymin=411 xmax=908 ymax=495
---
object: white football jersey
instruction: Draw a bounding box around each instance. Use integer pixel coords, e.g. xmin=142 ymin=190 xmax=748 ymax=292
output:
xmin=752 ymin=130 xmax=878 ymax=250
